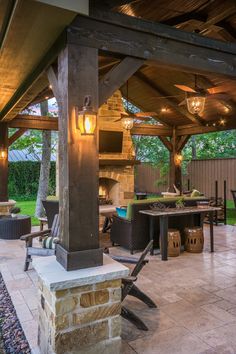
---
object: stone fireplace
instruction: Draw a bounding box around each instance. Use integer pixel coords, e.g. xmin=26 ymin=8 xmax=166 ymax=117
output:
xmin=98 ymin=90 xmax=136 ymax=206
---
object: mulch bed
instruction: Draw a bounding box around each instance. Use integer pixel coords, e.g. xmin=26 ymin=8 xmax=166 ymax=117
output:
xmin=0 ymin=274 xmax=31 ymax=354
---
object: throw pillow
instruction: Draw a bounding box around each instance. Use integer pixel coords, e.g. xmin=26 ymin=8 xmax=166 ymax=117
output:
xmin=191 ymin=189 xmax=201 ymax=197
xmin=42 ymin=236 xmax=58 ymax=249
xmin=116 ymin=207 xmax=127 ymax=218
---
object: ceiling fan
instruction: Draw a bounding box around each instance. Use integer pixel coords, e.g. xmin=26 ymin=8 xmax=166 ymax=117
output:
xmin=114 ymin=81 xmax=159 ymax=129
xmin=174 ymin=75 xmax=229 ymax=113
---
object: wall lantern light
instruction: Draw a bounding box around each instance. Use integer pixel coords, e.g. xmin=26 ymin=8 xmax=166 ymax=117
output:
xmin=174 ymin=153 xmax=183 ymax=166
xmin=186 ymin=93 xmax=206 ymax=115
xmin=0 ymin=146 xmax=7 ymax=160
xmin=121 ymin=116 xmax=134 ymax=130
xmin=76 ymin=95 xmax=97 ymax=135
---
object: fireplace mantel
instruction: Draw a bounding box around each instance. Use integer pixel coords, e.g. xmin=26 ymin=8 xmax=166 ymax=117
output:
xmin=99 ymin=159 xmax=140 ymax=166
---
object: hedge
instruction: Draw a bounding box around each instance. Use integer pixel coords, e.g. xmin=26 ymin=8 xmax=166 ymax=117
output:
xmin=9 ymin=161 xmax=56 ymax=200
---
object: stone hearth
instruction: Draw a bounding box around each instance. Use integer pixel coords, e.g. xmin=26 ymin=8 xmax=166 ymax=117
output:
xmin=98 ymin=90 xmax=135 ymax=206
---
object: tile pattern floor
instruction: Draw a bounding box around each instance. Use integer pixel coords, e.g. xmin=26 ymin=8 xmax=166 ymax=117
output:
xmin=0 ymin=225 xmax=236 ymax=353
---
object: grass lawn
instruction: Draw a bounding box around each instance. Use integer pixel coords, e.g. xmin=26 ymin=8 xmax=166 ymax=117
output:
xmin=13 ymin=199 xmax=236 ymax=228
xmin=15 ymin=200 xmax=39 ymax=226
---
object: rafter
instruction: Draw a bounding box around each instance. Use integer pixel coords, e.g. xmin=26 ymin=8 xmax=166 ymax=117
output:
xmin=99 ymin=57 xmax=144 ymax=106
xmin=9 ymin=115 xmax=58 ymax=131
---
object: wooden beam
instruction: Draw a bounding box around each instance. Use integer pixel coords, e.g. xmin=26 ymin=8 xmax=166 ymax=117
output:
xmin=158 ymin=136 xmax=173 ymax=151
xmin=70 ymin=11 xmax=236 ymax=78
xmin=131 ymin=124 xmax=172 ymax=136
xmin=8 ymin=128 xmax=27 ymax=146
xmin=0 ymin=123 xmax=8 ymax=201
xmin=90 ymin=0 xmax=137 ymax=10
xmin=176 ymin=135 xmax=191 ymax=151
xmin=9 ymin=115 xmax=58 ymax=131
xmin=169 ymin=127 xmax=182 ymax=192
xmin=176 ymin=121 xmax=236 ymax=136
xmin=47 ymin=66 xmax=61 ymax=104
xmin=0 ymin=31 xmax=66 ymax=121
xmin=99 ymin=57 xmax=144 ymax=106
xmin=0 ymin=0 xmax=19 ymax=52
xmin=135 ymin=72 xmax=203 ymax=125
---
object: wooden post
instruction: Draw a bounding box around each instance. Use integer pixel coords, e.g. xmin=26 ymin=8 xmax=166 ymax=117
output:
xmin=0 ymin=123 xmax=8 ymax=202
xmin=54 ymin=44 xmax=102 ymax=271
xmin=169 ymin=128 xmax=182 ymax=192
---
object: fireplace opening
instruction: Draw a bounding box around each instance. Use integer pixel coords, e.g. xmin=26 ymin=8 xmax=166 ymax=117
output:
xmin=99 ymin=178 xmax=120 ymax=205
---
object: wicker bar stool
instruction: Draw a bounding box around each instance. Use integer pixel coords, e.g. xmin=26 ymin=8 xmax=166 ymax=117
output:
xmin=184 ymin=227 xmax=204 ymax=253
xmin=160 ymin=229 xmax=181 ymax=257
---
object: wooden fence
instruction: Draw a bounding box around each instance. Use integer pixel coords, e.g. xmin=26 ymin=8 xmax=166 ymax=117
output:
xmin=135 ymin=158 xmax=236 ymax=200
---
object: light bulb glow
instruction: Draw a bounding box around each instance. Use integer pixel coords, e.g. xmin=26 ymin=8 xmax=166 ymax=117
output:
xmin=122 ymin=117 xmax=134 ymax=130
xmin=186 ymin=95 xmax=205 ymax=115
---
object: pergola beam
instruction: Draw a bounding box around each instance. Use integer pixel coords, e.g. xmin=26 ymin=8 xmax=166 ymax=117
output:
xmin=9 ymin=115 xmax=58 ymax=131
xmin=70 ymin=11 xmax=236 ymax=77
xmin=158 ymin=136 xmax=173 ymax=151
xmin=99 ymin=57 xmax=144 ymax=106
xmin=176 ymin=122 xmax=236 ymax=136
xmin=131 ymin=124 xmax=172 ymax=136
xmin=8 ymin=128 xmax=27 ymax=146
xmin=176 ymin=135 xmax=191 ymax=151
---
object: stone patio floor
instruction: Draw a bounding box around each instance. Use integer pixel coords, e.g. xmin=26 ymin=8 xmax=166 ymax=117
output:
xmin=1 ymin=225 xmax=236 ymax=353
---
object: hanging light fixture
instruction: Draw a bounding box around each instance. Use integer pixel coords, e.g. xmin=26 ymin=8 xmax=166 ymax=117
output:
xmin=76 ymin=95 xmax=97 ymax=135
xmin=122 ymin=81 xmax=134 ymax=130
xmin=174 ymin=153 xmax=183 ymax=166
xmin=186 ymin=92 xmax=206 ymax=115
xmin=186 ymin=75 xmax=206 ymax=115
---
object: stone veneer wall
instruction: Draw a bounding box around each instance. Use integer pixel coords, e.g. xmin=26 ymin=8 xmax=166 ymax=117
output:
xmin=38 ymin=278 xmax=122 ymax=354
xmin=99 ymin=90 xmax=135 ymax=205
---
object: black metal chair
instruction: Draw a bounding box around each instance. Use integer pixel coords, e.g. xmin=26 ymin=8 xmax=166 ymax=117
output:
xmin=42 ymin=200 xmax=59 ymax=228
xmin=111 ymin=240 xmax=157 ymax=331
xmin=21 ymin=214 xmax=59 ymax=271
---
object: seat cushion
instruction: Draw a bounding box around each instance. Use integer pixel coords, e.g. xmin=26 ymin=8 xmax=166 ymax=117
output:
xmin=42 ymin=236 xmax=57 ymax=249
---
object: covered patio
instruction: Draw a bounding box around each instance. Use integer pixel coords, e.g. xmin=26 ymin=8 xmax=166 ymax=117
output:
xmin=1 ymin=225 xmax=236 ymax=353
xmin=0 ymin=0 xmax=236 ymax=353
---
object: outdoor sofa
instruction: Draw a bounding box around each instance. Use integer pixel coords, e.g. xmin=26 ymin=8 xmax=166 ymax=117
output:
xmin=110 ymin=196 xmax=209 ymax=254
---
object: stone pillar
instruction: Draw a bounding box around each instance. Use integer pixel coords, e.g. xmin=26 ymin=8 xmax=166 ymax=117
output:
xmin=33 ymin=255 xmax=128 ymax=354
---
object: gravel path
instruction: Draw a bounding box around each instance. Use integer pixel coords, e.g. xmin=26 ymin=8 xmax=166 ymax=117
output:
xmin=0 ymin=274 xmax=31 ymax=354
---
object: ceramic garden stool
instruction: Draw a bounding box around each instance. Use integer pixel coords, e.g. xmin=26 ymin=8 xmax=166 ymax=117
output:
xmin=184 ymin=226 xmax=204 ymax=253
xmin=160 ymin=228 xmax=181 ymax=257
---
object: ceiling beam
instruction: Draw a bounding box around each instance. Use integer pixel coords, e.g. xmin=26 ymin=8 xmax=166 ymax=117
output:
xmin=9 ymin=115 xmax=58 ymax=131
xmin=0 ymin=0 xmax=19 ymax=53
xmin=99 ymin=57 xmax=144 ymax=106
xmin=131 ymin=124 xmax=172 ymax=136
xmin=70 ymin=10 xmax=236 ymax=78
xmin=8 ymin=128 xmax=28 ymax=146
xmin=162 ymin=12 xmax=207 ymax=27
xmin=90 ymin=0 xmax=138 ymax=10
xmin=176 ymin=121 xmax=236 ymax=136
xmin=135 ymin=72 xmax=203 ymax=125
xmin=0 ymin=31 xmax=66 ymax=121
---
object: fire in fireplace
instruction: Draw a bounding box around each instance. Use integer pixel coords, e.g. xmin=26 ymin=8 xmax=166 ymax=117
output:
xmin=98 ymin=178 xmax=119 ymax=205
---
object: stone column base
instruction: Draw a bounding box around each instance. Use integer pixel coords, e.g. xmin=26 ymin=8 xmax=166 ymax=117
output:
xmin=33 ymin=255 xmax=129 ymax=354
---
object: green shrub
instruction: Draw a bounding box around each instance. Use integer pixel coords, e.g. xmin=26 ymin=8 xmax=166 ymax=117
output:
xmin=9 ymin=161 xmax=56 ymax=199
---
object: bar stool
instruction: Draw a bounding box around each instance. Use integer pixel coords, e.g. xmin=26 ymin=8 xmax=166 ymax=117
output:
xmin=184 ymin=227 xmax=204 ymax=253
xmin=160 ymin=229 xmax=181 ymax=257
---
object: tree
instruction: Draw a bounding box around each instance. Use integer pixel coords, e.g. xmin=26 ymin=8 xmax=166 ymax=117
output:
xmin=35 ymin=101 xmax=52 ymax=217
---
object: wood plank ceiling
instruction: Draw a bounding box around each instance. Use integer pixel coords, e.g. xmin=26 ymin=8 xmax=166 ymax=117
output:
xmin=0 ymin=0 xmax=236 ymax=130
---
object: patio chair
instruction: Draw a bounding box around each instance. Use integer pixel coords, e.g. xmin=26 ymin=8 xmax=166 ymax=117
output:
xmin=42 ymin=200 xmax=59 ymax=228
xmin=21 ymin=214 xmax=59 ymax=271
xmin=111 ymin=240 xmax=157 ymax=331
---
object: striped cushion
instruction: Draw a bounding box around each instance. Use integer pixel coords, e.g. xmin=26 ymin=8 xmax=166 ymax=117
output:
xmin=42 ymin=236 xmax=57 ymax=249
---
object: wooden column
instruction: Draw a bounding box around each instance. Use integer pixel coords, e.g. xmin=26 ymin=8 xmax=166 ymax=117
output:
xmin=0 ymin=123 xmax=8 ymax=202
xmin=169 ymin=128 xmax=182 ymax=192
xmin=55 ymin=44 xmax=102 ymax=271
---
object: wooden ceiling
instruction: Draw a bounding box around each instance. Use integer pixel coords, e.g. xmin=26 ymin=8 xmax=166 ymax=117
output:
xmin=0 ymin=0 xmax=236 ymax=131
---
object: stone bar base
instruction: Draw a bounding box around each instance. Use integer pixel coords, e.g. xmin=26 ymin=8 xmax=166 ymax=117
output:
xmin=0 ymin=200 xmax=16 ymax=216
xmin=33 ymin=255 xmax=129 ymax=354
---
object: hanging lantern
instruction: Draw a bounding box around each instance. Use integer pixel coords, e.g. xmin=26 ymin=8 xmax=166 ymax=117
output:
xmin=0 ymin=146 xmax=6 ymax=159
xmin=76 ymin=95 xmax=97 ymax=135
xmin=121 ymin=116 xmax=134 ymax=130
xmin=186 ymin=93 xmax=206 ymax=115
